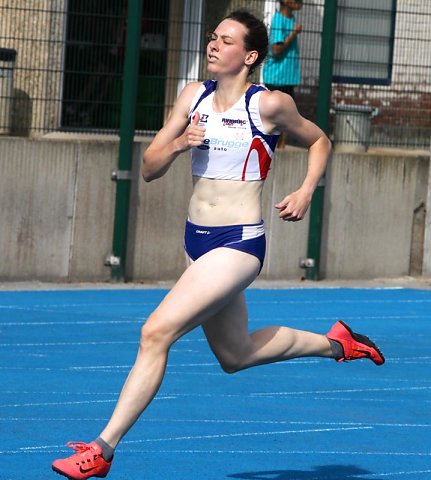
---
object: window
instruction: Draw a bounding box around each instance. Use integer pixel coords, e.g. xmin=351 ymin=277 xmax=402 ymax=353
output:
xmin=333 ymin=0 xmax=397 ymax=85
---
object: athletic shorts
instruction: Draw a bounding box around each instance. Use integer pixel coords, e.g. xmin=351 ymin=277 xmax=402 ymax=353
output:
xmin=184 ymin=219 xmax=266 ymax=273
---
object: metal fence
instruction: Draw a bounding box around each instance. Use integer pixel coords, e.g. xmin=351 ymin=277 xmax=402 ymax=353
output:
xmin=0 ymin=0 xmax=430 ymax=150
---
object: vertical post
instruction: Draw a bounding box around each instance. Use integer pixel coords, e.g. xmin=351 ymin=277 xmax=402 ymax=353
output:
xmin=110 ymin=0 xmax=143 ymax=281
xmin=305 ymin=0 xmax=337 ymax=280
xmin=423 ymin=155 xmax=431 ymax=277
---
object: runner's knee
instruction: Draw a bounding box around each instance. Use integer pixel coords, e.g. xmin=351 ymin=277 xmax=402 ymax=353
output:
xmin=139 ymin=313 xmax=174 ymax=351
xmin=216 ymin=351 xmax=247 ymax=374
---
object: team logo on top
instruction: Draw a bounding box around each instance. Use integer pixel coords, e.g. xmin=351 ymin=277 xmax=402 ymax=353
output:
xmin=222 ymin=118 xmax=247 ymax=127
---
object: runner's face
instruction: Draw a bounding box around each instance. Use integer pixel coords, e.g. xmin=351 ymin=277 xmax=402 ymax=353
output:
xmin=206 ymin=19 xmax=251 ymax=76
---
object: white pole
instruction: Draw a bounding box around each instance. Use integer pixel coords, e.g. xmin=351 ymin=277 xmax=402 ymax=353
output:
xmin=177 ymin=0 xmax=204 ymax=95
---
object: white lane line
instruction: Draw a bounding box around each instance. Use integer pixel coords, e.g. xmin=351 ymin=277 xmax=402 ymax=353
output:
xmin=0 ymin=418 xmax=430 ymax=428
xmin=0 ymin=426 xmax=373 ymax=454
xmin=120 ymin=426 xmax=374 ymax=444
xmin=120 ymin=450 xmax=431 ymax=458
xmin=0 ymin=396 xmax=175 ymax=408
xmin=360 ymin=471 xmax=431 ymax=477
xmin=2 ymin=313 xmax=431 ymax=326
xmin=2 ymin=447 xmax=430 ymax=457
xmin=0 ymin=341 xmax=137 ymax=347
xmin=0 ymin=319 xmax=144 ymax=326
xmin=2 ymin=385 xmax=430 ymax=396
xmin=2 ymin=297 xmax=431 ymax=309
xmin=251 ymin=386 xmax=431 ymax=396
xmin=1 ymin=385 xmax=429 ymax=407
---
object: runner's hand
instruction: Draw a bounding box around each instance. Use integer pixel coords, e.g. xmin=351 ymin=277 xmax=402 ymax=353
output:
xmin=275 ymin=188 xmax=312 ymax=222
xmin=182 ymin=112 xmax=206 ymax=149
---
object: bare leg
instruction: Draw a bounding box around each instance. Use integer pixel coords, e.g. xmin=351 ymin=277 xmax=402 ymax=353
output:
xmin=202 ymin=292 xmax=332 ymax=373
xmin=98 ymin=248 xmax=261 ymax=447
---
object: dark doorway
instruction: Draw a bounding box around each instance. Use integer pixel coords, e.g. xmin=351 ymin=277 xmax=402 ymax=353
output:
xmin=62 ymin=0 xmax=169 ymax=131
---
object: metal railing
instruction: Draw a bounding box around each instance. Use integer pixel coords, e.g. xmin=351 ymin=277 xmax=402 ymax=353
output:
xmin=0 ymin=0 xmax=430 ymax=149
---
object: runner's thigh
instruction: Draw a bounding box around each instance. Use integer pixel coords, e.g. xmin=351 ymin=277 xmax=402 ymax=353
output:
xmin=201 ymin=292 xmax=253 ymax=361
xmin=149 ymin=247 xmax=260 ymax=341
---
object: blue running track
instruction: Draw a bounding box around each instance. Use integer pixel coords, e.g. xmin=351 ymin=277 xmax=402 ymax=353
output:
xmin=0 ymin=287 xmax=430 ymax=479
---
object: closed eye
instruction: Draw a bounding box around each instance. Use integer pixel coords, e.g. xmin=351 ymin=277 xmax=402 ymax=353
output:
xmin=207 ymin=32 xmax=234 ymax=44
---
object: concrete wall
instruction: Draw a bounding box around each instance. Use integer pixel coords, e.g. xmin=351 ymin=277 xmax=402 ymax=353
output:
xmin=0 ymin=137 xmax=117 ymax=282
xmin=321 ymin=152 xmax=430 ymax=279
xmin=126 ymin=143 xmax=194 ymax=281
xmin=0 ymin=136 xmax=429 ymax=282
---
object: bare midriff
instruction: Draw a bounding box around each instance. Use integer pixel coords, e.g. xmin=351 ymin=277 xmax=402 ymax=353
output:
xmin=188 ymin=176 xmax=264 ymax=226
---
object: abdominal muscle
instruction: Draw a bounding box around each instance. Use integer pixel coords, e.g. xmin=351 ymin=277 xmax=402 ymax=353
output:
xmin=188 ymin=176 xmax=264 ymax=226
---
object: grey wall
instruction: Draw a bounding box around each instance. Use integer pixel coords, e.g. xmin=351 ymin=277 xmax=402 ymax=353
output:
xmin=0 ymin=136 xmax=429 ymax=282
xmin=321 ymin=152 xmax=429 ymax=279
xmin=0 ymin=137 xmax=117 ymax=281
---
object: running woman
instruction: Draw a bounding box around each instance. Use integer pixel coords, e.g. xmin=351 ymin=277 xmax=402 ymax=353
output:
xmin=52 ymin=9 xmax=384 ymax=480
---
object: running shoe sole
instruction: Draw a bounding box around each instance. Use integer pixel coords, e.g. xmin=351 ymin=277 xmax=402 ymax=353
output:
xmin=52 ymin=465 xmax=109 ymax=479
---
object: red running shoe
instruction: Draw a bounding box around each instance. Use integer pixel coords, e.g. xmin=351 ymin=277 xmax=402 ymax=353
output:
xmin=52 ymin=441 xmax=112 ymax=479
xmin=326 ymin=321 xmax=385 ymax=365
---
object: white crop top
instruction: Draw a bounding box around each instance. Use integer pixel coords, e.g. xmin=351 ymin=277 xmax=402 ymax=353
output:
xmin=189 ymin=80 xmax=280 ymax=181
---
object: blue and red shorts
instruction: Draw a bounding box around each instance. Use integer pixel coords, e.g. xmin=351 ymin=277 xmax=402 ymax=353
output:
xmin=184 ymin=219 xmax=266 ymax=272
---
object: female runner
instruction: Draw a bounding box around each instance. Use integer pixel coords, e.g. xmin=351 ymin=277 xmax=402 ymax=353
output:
xmin=52 ymin=9 xmax=384 ymax=480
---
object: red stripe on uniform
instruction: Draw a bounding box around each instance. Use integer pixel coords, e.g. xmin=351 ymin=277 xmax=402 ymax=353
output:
xmin=242 ymin=137 xmax=272 ymax=181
